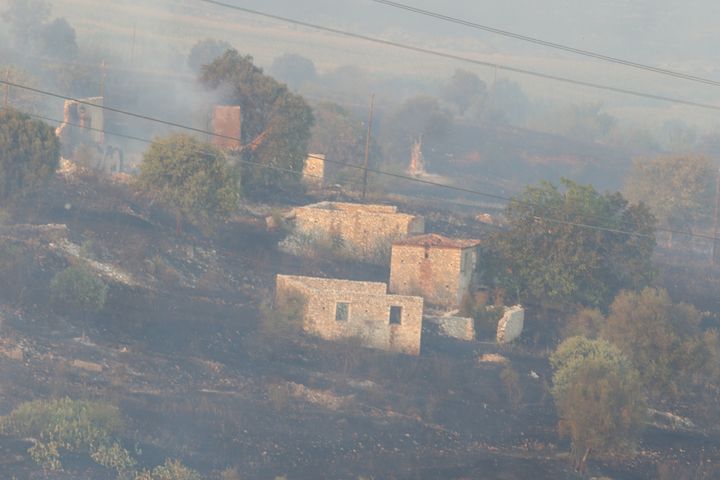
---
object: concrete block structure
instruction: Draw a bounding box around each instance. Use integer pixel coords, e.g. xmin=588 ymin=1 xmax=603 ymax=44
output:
xmin=289 ymin=202 xmax=424 ymax=264
xmin=389 ymin=234 xmax=481 ymax=308
xmin=302 ymin=153 xmax=325 ymax=188
xmin=211 ymin=106 xmax=242 ymax=151
xmin=276 ymin=274 xmax=424 ymax=355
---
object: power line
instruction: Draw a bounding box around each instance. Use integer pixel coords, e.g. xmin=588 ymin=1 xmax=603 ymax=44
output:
xmin=1 ymin=82 xmax=710 ymax=242
xmin=24 ymin=113 xmax=327 ymax=184
xmin=11 ymin=107 xmax=706 ymax=244
xmin=195 ymin=0 xmax=720 ymax=112
xmin=371 ymin=0 xmax=720 ymax=89
xmin=0 ymin=79 xmax=256 ymax=149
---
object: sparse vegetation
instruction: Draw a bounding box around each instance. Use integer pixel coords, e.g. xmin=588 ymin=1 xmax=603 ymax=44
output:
xmin=0 ymin=397 xmax=132 ymax=473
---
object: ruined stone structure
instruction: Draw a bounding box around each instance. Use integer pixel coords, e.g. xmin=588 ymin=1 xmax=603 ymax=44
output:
xmin=302 ymin=153 xmax=325 ymax=188
xmin=56 ymin=97 xmax=104 ymax=158
xmin=211 ymin=106 xmax=242 ymax=151
xmin=425 ymin=315 xmax=475 ymax=341
xmin=389 ymin=234 xmax=481 ymax=309
xmin=496 ymin=305 xmax=524 ymax=344
xmin=289 ymin=202 xmax=425 ymax=264
xmin=276 ymin=275 xmax=424 ymax=355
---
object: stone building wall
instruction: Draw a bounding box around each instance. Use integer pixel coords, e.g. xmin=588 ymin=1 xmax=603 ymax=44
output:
xmin=389 ymin=234 xmax=480 ymax=308
xmin=276 ymin=274 xmax=424 ymax=355
xmin=302 ymin=154 xmax=325 ymax=188
xmin=425 ymin=315 xmax=475 ymax=341
xmin=290 ymin=202 xmax=425 ymax=264
xmin=496 ymin=305 xmax=524 ymax=343
xmin=211 ymin=106 xmax=242 ymax=151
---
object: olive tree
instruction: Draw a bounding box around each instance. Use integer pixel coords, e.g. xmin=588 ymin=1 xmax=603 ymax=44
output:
xmin=136 ymin=134 xmax=239 ymax=233
xmin=550 ymin=336 xmax=646 ymax=472
xmin=0 ymin=107 xmax=59 ymax=202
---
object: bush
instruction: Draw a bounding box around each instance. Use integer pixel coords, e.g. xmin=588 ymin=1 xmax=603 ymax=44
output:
xmin=136 ymin=459 xmax=203 ymax=480
xmin=0 ymin=397 xmax=133 ymax=473
xmin=550 ymin=337 xmax=646 ymax=471
xmin=50 ymin=264 xmax=108 ymax=314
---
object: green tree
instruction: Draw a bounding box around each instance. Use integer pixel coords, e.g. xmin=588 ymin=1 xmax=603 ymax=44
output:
xmin=550 ymin=336 xmax=646 ymax=471
xmin=442 ymin=69 xmax=487 ymax=116
xmin=381 ymin=95 xmax=452 ymax=169
xmin=40 ymin=17 xmax=78 ymax=60
xmin=0 ymin=107 xmax=60 ymax=202
xmin=200 ymin=50 xmax=314 ymax=190
xmin=309 ymin=101 xmax=379 ymax=185
xmin=187 ymin=38 xmax=233 ymax=73
xmin=624 ymin=154 xmax=715 ymax=238
xmin=136 ymin=134 xmax=239 ymax=232
xmin=483 ymin=179 xmax=656 ymax=308
xmin=270 ymin=53 xmax=317 ymax=91
xmin=0 ymin=65 xmax=44 ymax=113
xmin=50 ymin=264 xmax=108 ymax=315
xmin=2 ymin=0 xmax=51 ymax=48
xmin=602 ymin=287 xmax=720 ymax=398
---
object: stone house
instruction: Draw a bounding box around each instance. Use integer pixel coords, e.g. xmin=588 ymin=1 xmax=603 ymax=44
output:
xmin=275 ymin=274 xmax=424 ymax=355
xmin=288 ymin=202 xmax=425 ymax=263
xmin=389 ymin=234 xmax=481 ymax=309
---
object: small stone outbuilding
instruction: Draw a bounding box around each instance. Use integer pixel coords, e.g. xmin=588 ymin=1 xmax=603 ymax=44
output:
xmin=302 ymin=153 xmax=325 ymax=188
xmin=275 ymin=274 xmax=424 ymax=355
xmin=389 ymin=234 xmax=481 ymax=309
xmin=289 ymin=202 xmax=424 ymax=263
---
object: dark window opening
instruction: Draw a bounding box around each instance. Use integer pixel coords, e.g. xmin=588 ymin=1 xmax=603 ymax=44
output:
xmin=335 ymin=302 xmax=349 ymax=321
xmin=389 ymin=306 xmax=402 ymax=325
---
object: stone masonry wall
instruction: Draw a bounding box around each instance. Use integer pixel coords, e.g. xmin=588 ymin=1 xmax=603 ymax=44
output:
xmin=389 ymin=244 xmax=478 ymax=308
xmin=211 ymin=106 xmax=242 ymax=151
xmin=291 ymin=202 xmax=425 ymax=263
xmin=496 ymin=305 xmax=524 ymax=344
xmin=302 ymin=154 xmax=325 ymax=188
xmin=425 ymin=315 xmax=475 ymax=341
xmin=276 ymin=275 xmax=424 ymax=355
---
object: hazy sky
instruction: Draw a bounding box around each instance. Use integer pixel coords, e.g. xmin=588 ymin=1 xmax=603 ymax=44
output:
xmin=35 ymin=0 xmax=720 ymax=130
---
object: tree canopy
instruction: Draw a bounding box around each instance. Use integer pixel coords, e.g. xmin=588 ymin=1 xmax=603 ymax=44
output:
xmin=200 ymin=50 xmax=314 ymax=190
xmin=442 ymin=69 xmax=487 ymax=116
xmin=381 ymin=96 xmax=452 ymax=169
xmin=602 ymin=287 xmax=720 ymax=398
xmin=136 ymin=134 xmax=239 ymax=232
xmin=483 ymin=179 xmax=656 ymax=308
xmin=270 ymin=53 xmax=317 ymax=91
xmin=309 ymin=101 xmax=379 ymax=184
xmin=550 ymin=336 xmax=645 ymax=471
xmin=0 ymin=107 xmax=60 ymax=202
xmin=624 ymin=154 xmax=715 ymax=234
xmin=187 ymin=38 xmax=233 ymax=73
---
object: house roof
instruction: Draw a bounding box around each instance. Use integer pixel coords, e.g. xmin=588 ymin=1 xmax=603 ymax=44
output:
xmin=393 ymin=233 xmax=481 ymax=249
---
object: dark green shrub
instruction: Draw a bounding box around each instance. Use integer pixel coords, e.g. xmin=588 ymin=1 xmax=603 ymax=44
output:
xmin=50 ymin=264 xmax=108 ymax=314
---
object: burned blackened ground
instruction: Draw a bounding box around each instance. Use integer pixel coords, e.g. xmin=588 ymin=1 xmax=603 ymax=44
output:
xmin=0 ymin=169 xmax=718 ymax=479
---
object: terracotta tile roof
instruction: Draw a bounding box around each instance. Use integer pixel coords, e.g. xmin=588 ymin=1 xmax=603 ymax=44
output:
xmin=393 ymin=233 xmax=481 ymax=249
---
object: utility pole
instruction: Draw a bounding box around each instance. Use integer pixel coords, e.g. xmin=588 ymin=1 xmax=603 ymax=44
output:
xmin=130 ymin=23 xmax=137 ymax=65
xmin=361 ymin=93 xmax=375 ymax=201
xmin=3 ymin=68 xmax=10 ymax=109
xmin=712 ymin=168 xmax=720 ymax=265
